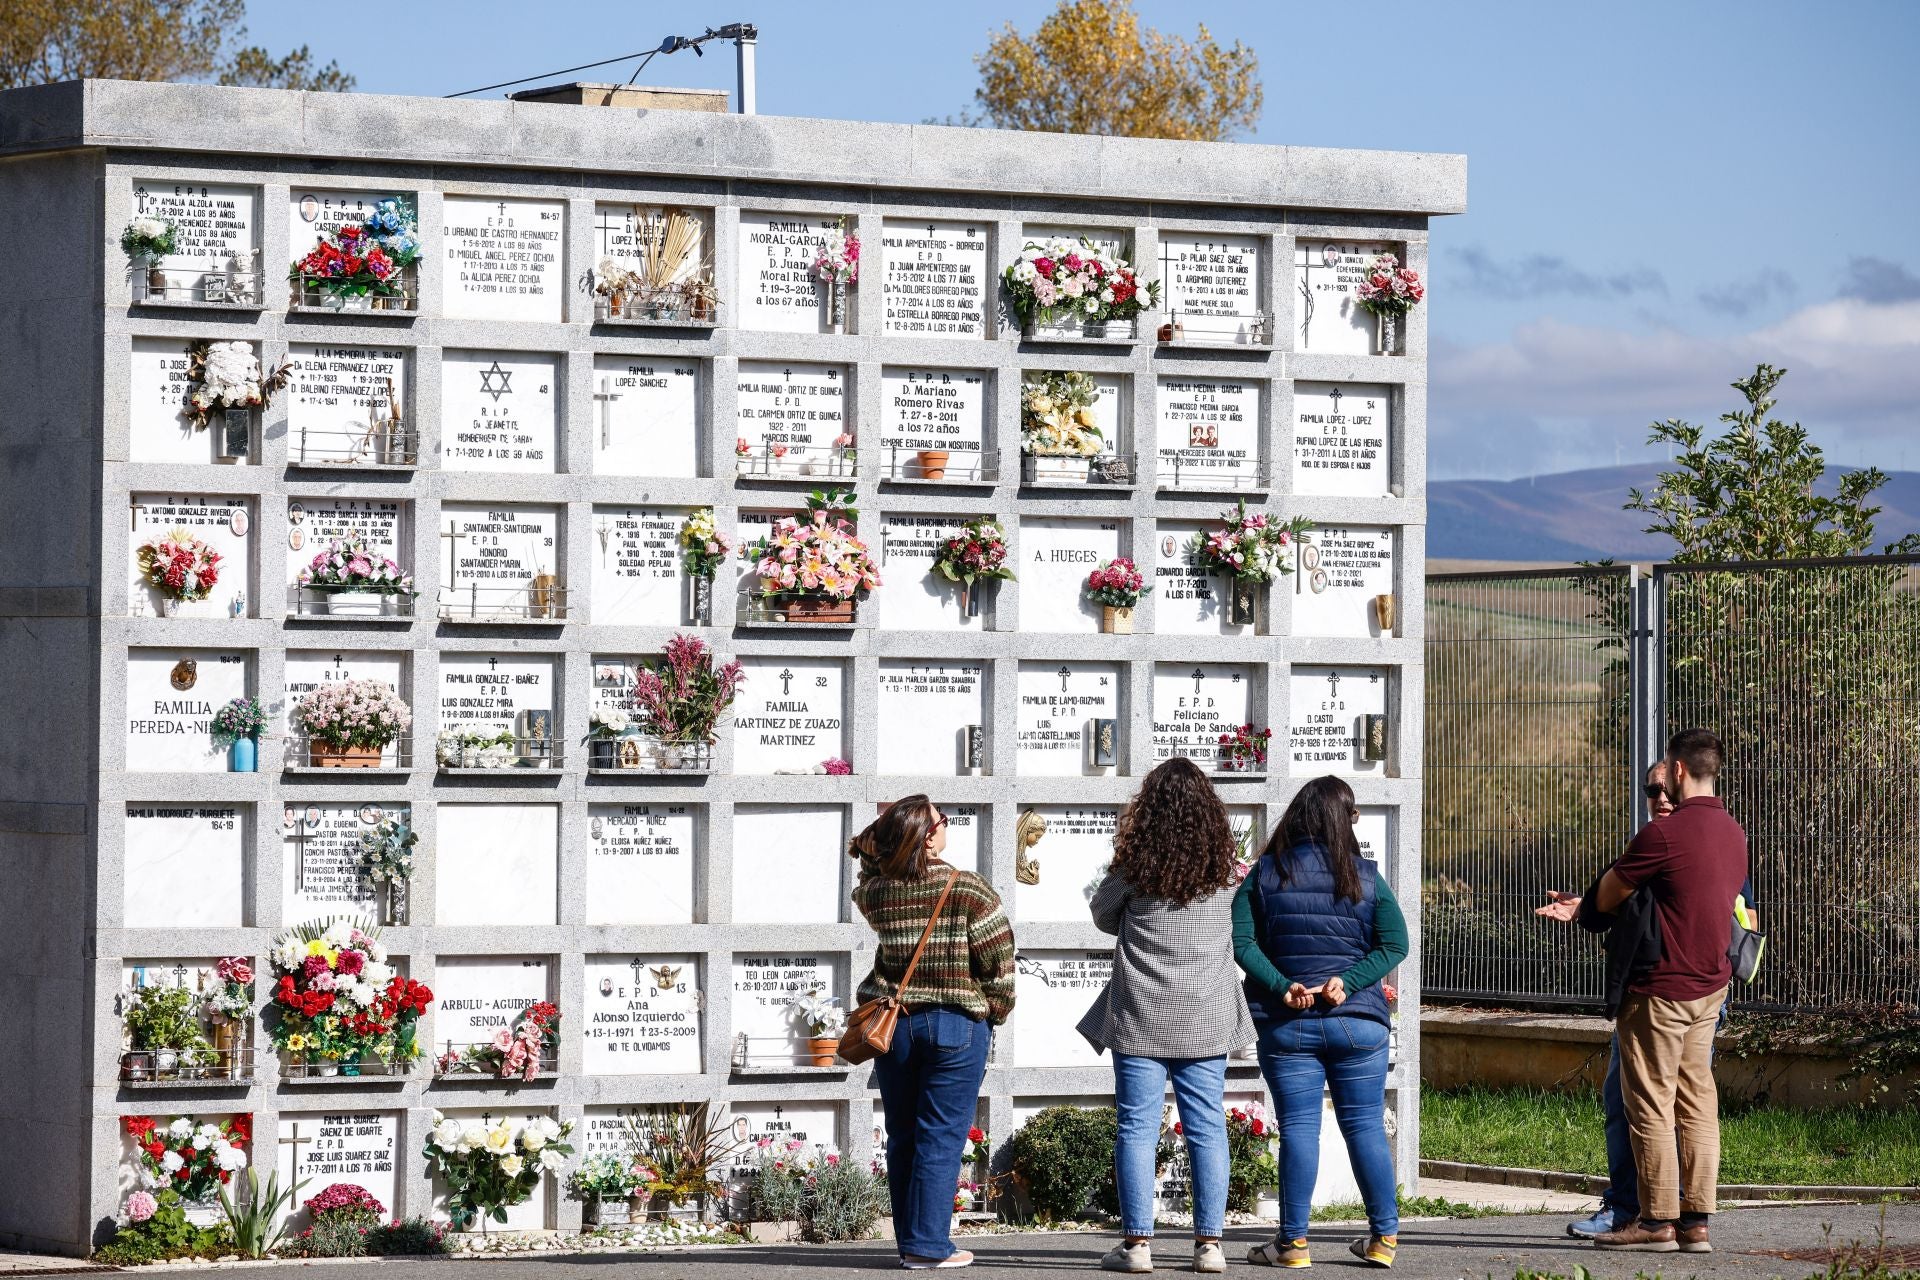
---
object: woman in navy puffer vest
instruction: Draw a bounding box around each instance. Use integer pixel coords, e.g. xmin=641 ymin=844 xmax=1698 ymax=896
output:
xmin=1234 ymin=776 xmax=1409 ymax=1270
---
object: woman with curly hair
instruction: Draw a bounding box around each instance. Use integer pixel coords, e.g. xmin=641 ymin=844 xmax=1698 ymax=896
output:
xmin=1077 ymin=757 xmax=1252 ymax=1275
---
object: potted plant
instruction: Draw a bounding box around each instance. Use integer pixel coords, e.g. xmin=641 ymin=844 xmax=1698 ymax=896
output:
xmin=357 ymin=813 xmax=418 ymax=926
xmin=567 ymin=1154 xmax=643 ymax=1227
xmin=677 ymin=508 xmax=733 ymax=625
xmin=831 ymin=432 xmax=858 ymax=477
xmin=1217 ymin=723 xmax=1273 ymax=773
xmin=743 ymin=1141 xmax=808 ymax=1240
xmin=633 ymin=207 xmax=711 ymax=321
xmin=1355 ymin=250 xmax=1424 ymax=355
xmin=788 ymin=988 xmax=846 ymax=1066
xmin=584 ymin=258 xmax=637 ymax=321
xmin=1020 ymin=370 xmax=1104 ymax=482
xmin=124 ymin=1115 xmax=252 ymax=1225
xmin=203 ymin=957 xmax=255 ymax=1080
xmin=434 ymin=1001 xmax=561 ymax=1081
xmin=123 ymin=985 xmax=212 ymax=1080
xmin=629 ymin=635 xmax=745 ymax=769
xmin=623 ymin=1104 xmax=746 ymax=1223
xmin=1086 ymin=558 xmax=1151 ymax=634
xmin=740 ymin=490 xmax=880 ymax=623
xmin=423 ymin=1111 xmax=574 ymax=1234
xmin=295 ymin=679 xmax=410 ymax=768
xmin=1003 ymin=235 xmax=1159 ymax=338
xmin=917 ymin=448 xmax=950 ymax=480
xmin=210 ymin=696 xmax=266 ymax=773
xmin=137 ymin=528 xmax=223 ymax=617
xmin=585 ymin=706 xmax=632 ymax=770
xmin=1188 ymin=501 xmax=1312 ymax=626
xmin=267 ymin=917 xmax=427 ymax=1077
xmin=931 ymin=517 xmax=1015 ymax=618
xmin=183 ymin=339 xmax=292 ymax=461
xmin=812 ymin=217 xmax=860 ymax=333
xmin=289 ymin=198 xmax=420 ymax=311
xmin=121 ymin=216 xmax=179 ymax=294
xmin=296 ymin=538 xmax=417 ymax=616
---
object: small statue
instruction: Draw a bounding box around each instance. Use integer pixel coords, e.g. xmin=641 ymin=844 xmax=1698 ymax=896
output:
xmin=1015 ymin=809 xmax=1047 ymax=886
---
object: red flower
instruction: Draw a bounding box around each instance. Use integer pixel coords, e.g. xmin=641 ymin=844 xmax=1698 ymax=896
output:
xmin=1032 ymin=257 xmax=1055 ymax=278
xmin=968 ymin=1127 xmax=984 ymax=1144
xmin=1173 ymin=1121 xmax=1184 ymax=1135
xmin=125 ymin=1115 xmax=156 ymax=1138
xmin=1251 ymin=1119 xmax=1266 ymax=1136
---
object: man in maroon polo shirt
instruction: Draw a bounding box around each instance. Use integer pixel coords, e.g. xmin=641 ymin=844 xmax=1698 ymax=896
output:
xmin=1591 ymin=728 xmax=1749 ymax=1255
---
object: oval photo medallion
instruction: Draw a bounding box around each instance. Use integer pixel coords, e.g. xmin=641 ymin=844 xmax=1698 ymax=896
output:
xmin=228 ymin=507 xmax=248 ymax=536
xmin=299 ymin=193 xmax=319 ymax=223
xmin=169 ymin=659 xmax=197 ymax=690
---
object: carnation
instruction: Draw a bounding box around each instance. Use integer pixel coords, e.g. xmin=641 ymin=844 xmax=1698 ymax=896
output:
xmin=124 ymin=1191 xmax=158 ymax=1222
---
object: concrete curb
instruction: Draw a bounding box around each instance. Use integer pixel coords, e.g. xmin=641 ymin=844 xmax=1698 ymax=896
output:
xmin=1419 ymin=1160 xmax=1917 ymax=1203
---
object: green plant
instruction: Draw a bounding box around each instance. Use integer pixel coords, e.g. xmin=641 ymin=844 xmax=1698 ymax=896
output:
xmin=297 ymin=1215 xmax=371 ymax=1257
xmin=1004 ymin=1105 xmax=1120 ymax=1222
xmin=626 ymin=1103 xmax=747 ymax=1205
xmin=800 ymin=1154 xmax=887 ymax=1242
xmin=566 ymin=1153 xmax=643 ymax=1201
xmin=123 ymin=985 xmax=211 ymax=1054
xmin=745 ymin=1151 xmax=807 ymax=1222
xmin=219 ymin=1166 xmax=307 ymax=1259
xmin=365 ymin=1216 xmax=450 ymax=1255
xmin=422 ymin=1113 xmax=573 ymax=1229
xmin=1721 ymin=1004 xmax=1920 ymax=1106
xmin=1223 ymin=1105 xmax=1277 ymax=1213
xmin=94 ymin=1194 xmax=229 ymax=1265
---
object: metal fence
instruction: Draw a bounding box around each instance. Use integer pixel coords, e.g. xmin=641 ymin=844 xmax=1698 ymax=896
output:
xmin=1425 ymin=555 xmax=1920 ymax=1012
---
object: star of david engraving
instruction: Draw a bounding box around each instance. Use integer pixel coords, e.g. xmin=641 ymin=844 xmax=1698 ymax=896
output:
xmin=477 ymin=360 xmax=513 ymax=403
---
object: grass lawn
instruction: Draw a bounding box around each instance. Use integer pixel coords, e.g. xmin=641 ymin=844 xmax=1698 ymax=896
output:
xmin=1421 ymin=1086 xmax=1920 ymax=1188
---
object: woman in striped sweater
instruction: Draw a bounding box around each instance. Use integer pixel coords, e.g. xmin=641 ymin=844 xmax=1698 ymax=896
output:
xmin=852 ymin=795 xmax=1017 ymax=1270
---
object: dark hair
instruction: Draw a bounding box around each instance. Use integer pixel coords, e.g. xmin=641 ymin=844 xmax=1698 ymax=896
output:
xmin=849 ymin=794 xmax=938 ymax=880
xmin=1667 ymin=727 xmax=1723 ymax=783
xmin=1267 ymin=775 xmax=1364 ymax=903
xmin=1110 ymin=758 xmax=1236 ymax=905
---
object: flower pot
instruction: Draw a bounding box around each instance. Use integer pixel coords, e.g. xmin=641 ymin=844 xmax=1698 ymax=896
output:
xmin=589 ymin=738 xmax=617 ymax=770
xmin=1255 ymin=1191 xmax=1281 ymax=1221
xmin=653 ymin=740 xmax=687 ymax=771
xmin=1374 ymin=592 xmax=1397 ymax=635
xmin=689 ymin=575 xmax=714 ymax=626
xmin=1026 ymin=455 xmax=1091 ymax=483
xmin=584 ymin=1196 xmax=630 ymax=1227
xmin=320 ymin=589 xmax=386 ymax=617
xmin=529 ymin=573 xmax=560 ymax=619
xmin=917 ymin=449 xmax=950 ymax=480
xmin=160 ymin=596 xmax=184 ymax=618
xmin=380 ymin=880 xmax=408 ymax=927
xmin=310 ymin=741 xmax=383 ymax=768
xmin=1102 ymin=605 xmax=1134 ymax=635
xmin=593 ymin=296 xmax=610 ymax=323
xmin=806 ymin=1037 xmax=839 ymax=1067
xmin=147 ymin=266 xmax=169 ymax=293
xmin=228 ymin=736 xmax=257 ymax=773
xmin=1227 ymin=580 xmax=1262 ymax=627
xmin=826 ymin=278 xmax=848 ymax=334
xmin=781 ymin=595 xmax=856 ymax=623
xmin=154 ymin=1048 xmax=179 ymax=1075
xmin=316 ymin=1060 xmax=341 ymax=1077
xmin=1375 ymin=310 xmax=1400 ymax=356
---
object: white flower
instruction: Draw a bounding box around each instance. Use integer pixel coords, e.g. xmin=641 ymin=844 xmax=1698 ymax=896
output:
xmin=362 ymin=961 xmax=395 ymax=986
xmin=1099 ymin=288 xmax=1116 ymax=304
xmin=273 ymin=938 xmax=303 ymax=970
xmin=520 ymin=1127 xmax=547 ymax=1153
xmin=498 ymin=1154 xmax=524 ymax=1178
xmin=539 ymin=1148 xmax=566 ymax=1172
xmin=160 ymin=1151 xmax=185 ymax=1173
xmin=221 ymin=1146 xmax=248 ymax=1172
xmin=322 ymin=920 xmax=354 ymax=947
xmin=485 ymin=1124 xmax=515 ymax=1155
xmin=434 ymin=1118 xmax=463 ymax=1148
xmin=346 ymin=981 xmax=377 ymax=1007
xmin=459 ymin=1122 xmax=487 ymax=1151
xmin=1013 ymin=261 xmax=1037 ymax=283
xmin=169 ymin=1118 xmax=194 ymax=1140
xmin=191 ymin=1131 xmax=211 ymax=1151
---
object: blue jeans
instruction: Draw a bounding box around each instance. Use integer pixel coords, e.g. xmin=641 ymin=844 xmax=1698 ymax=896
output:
xmin=1113 ymin=1053 xmax=1229 ymax=1238
xmin=1256 ymin=1016 xmax=1398 ymax=1242
xmin=1601 ymin=1000 xmax=1728 ymax=1216
xmin=872 ymin=1007 xmax=991 ymax=1260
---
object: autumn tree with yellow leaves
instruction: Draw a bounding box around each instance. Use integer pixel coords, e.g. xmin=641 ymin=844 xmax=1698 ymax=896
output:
xmin=1 ymin=0 xmax=352 ymax=92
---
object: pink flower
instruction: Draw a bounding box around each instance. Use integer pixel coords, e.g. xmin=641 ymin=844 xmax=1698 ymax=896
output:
xmin=125 ymin=1191 xmax=157 ymax=1222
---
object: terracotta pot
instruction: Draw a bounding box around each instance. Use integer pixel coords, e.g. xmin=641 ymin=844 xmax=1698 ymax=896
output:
xmin=1102 ymin=605 xmax=1134 ymax=635
xmin=917 ymin=449 xmax=949 ymax=480
xmin=806 ymin=1037 xmax=839 ymax=1067
xmin=311 ymin=741 xmax=383 ymax=768
xmin=783 ymin=595 xmax=856 ymax=623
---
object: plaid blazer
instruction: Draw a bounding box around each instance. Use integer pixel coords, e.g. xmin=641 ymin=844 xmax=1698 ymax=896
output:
xmin=1075 ymin=871 xmax=1255 ymax=1057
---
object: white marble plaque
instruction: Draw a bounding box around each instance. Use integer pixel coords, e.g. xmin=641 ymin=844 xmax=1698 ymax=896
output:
xmin=284 ymin=497 xmax=406 ymax=592
xmin=132 ymin=180 xmax=256 ymax=283
xmin=877 ymin=661 xmax=986 ymax=776
xmin=285 ymin=649 xmax=407 ymax=767
xmin=877 ymin=513 xmax=985 ymax=633
xmin=1160 ymin=233 xmax=1261 ymax=343
xmin=438 ymin=503 xmax=561 ymax=611
xmin=737 ymin=211 xmax=837 ymax=332
xmin=1019 ymin=518 xmax=1123 ymax=633
xmin=1149 ymin=520 xmax=1232 ymax=635
xmin=582 ymin=954 xmax=702 ymax=1076
xmin=128 ymin=493 xmax=253 ymax=619
xmin=429 ymin=1108 xmax=552 ymax=1230
xmin=1295 ymin=242 xmax=1390 ymax=355
xmin=590 ymin=505 xmax=686 ymax=626
xmin=1015 ymin=661 xmax=1121 ymax=776
xmin=1294 ymin=382 xmax=1392 ymax=497
xmin=434 ymin=804 xmax=559 ymax=926
xmin=438 ymin=653 xmax=555 ymax=738
xmin=286 ymin=345 xmax=409 ymax=462
xmin=733 ymin=806 xmax=845 ymax=924
xmin=1011 ymin=950 xmax=1114 ymax=1068
xmin=936 ymin=804 xmax=983 ymax=875
xmin=586 ymin=804 xmax=699 ymax=925
xmin=434 ymin=958 xmax=553 ymax=1046
xmin=592 ymin=356 xmax=701 ymax=477
xmin=125 ymin=649 xmax=248 ymax=772
xmin=879 ymin=367 xmax=989 ymax=465
xmin=1156 ymin=377 xmax=1259 ymax=488
xmin=124 ymin=805 xmax=245 ymax=928
xmin=288 ymin=189 xmax=404 ymax=257
xmin=1356 ymin=806 xmax=1394 ymax=877
xmin=736 ymin=361 xmax=849 ymax=467
xmin=1293 ymin=527 xmax=1396 ymax=638
xmin=441 ymin=195 xmax=565 ymax=322
xmin=580 ymin=1105 xmax=650 ymax=1159
xmin=730 ymin=954 xmax=837 ymax=1066
xmin=723 ymin=1102 xmax=839 ymax=1174
xmin=281 ymin=802 xmax=399 ymax=919
xmin=1152 ymin=664 xmax=1257 ymax=767
xmin=128 ymin=336 xmax=214 ymax=463
xmin=1288 ymin=666 xmax=1389 ymax=776
xmin=732 ymin=657 xmax=847 ymax=774
xmin=881 ymin=218 xmax=989 ymax=339
xmin=441 ymin=349 xmax=559 ymax=473
xmin=275 ymin=1111 xmax=399 ymax=1232
xmin=594 ymin=203 xmax=710 ymax=286
xmin=1012 ymin=806 xmax=1118 ymax=924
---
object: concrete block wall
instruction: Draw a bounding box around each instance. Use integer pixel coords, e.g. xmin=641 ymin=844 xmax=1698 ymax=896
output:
xmin=0 ymin=80 xmax=1462 ymax=1254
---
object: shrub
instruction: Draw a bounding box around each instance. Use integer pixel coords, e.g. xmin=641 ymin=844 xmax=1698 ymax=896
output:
xmin=800 ymin=1156 xmax=887 ymax=1242
xmin=297 ymin=1216 xmax=370 ymax=1257
xmin=1005 ymin=1105 xmax=1120 ymax=1222
xmin=745 ymin=1151 xmax=807 ymax=1221
xmin=94 ymin=1197 xmax=229 ymax=1265
xmin=366 ymin=1215 xmax=450 ymax=1256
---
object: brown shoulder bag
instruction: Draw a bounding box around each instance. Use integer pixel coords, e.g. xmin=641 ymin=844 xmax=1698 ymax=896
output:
xmin=838 ymin=869 xmax=960 ymax=1065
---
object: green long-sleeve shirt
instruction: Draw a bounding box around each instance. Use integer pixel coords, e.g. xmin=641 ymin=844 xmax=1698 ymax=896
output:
xmin=1231 ymin=872 xmax=1408 ymax=996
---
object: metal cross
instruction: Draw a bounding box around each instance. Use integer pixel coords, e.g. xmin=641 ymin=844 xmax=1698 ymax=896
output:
xmin=1328 ymin=387 xmax=1343 ymax=413
xmin=594 ymin=377 xmax=622 ymax=449
xmin=279 ymin=1123 xmax=310 ymax=1184
xmin=779 ymin=669 xmax=794 ymax=695
xmin=1058 ymin=666 xmax=1072 ymax=693
xmin=439 ymin=528 xmax=466 ymax=592
xmin=171 ymin=963 xmax=189 ymax=986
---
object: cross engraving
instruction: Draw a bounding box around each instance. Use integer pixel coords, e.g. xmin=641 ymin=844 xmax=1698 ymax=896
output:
xmin=594 ymin=377 xmax=622 ymax=449
xmin=1058 ymin=666 xmax=1072 ymax=694
xmin=495 ymin=201 xmax=507 ymax=218
xmin=779 ymin=669 xmax=794 ymax=695
xmin=773 ymin=1104 xmax=783 ymax=1121
xmin=1328 ymin=387 xmax=1343 ymax=414
xmin=1192 ymin=668 xmax=1206 ymax=696
xmin=279 ymin=1123 xmax=310 ymax=1182
xmin=630 ymin=957 xmax=647 ymax=991
xmin=488 ymin=657 xmax=498 ymax=671
xmin=1327 ymin=671 xmax=1342 ymax=698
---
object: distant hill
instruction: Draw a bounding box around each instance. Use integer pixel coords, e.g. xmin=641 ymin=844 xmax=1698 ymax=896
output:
xmin=1428 ymin=465 xmax=1920 ymax=562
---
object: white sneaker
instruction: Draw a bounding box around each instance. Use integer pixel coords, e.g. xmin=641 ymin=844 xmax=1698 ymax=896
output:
xmin=902 ymin=1250 xmax=975 ymax=1270
xmin=1193 ymin=1240 xmax=1226 ymax=1273
xmin=1101 ymin=1239 xmax=1154 ymax=1272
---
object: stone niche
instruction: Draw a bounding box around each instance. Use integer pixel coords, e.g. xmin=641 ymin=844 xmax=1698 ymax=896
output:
xmin=124 ymin=804 xmax=247 ymax=927
xmin=730 ymin=953 xmax=843 ymax=1068
xmin=581 ymin=954 xmax=702 ymax=1075
xmin=1287 ymin=666 xmax=1391 ymax=776
xmin=133 ymin=179 xmax=257 ymax=290
xmin=722 ymin=1101 xmax=841 ymax=1176
xmin=284 ymin=648 xmax=408 ymax=768
xmin=128 ymin=493 xmax=253 ymax=618
xmin=441 ymin=195 xmax=566 ymax=323
xmin=433 ymin=804 xmax=559 ymax=926
xmin=586 ymin=804 xmax=700 ymax=925
xmin=429 ymin=1108 xmax=555 ymax=1229
xmin=124 ymin=648 xmax=250 ymax=773
xmin=1150 ymin=520 xmax=1239 ymax=636
xmin=440 ymin=349 xmax=559 ymax=474
xmin=880 ymin=218 xmax=989 ymax=339
xmin=876 ymin=660 xmax=988 ymax=776
xmin=432 ymin=957 xmax=553 ymax=1053
xmin=274 ymin=1110 xmax=399 ymax=1233
xmin=879 ymin=367 xmax=990 ymax=479
xmin=1158 ymin=231 xmax=1262 ymax=344
xmin=129 ymin=337 xmax=268 ymax=464
xmin=281 ymin=801 xmax=401 ymax=919
xmin=1292 ymin=526 xmax=1397 ymax=638
xmin=285 ymin=343 xmax=410 ymax=465
xmin=592 ymin=355 xmax=701 ymax=477
xmin=284 ymin=497 xmax=409 ymax=612
xmin=731 ymin=657 xmax=848 ymax=774
xmin=437 ymin=652 xmax=559 ymax=764
xmin=736 ymin=360 xmax=851 ymax=476
xmin=1293 ymin=241 xmax=1391 ymax=355
xmin=590 ymin=505 xmax=688 ymax=626
xmin=1018 ymin=517 xmax=1124 ymax=633
xmin=1011 ymin=805 xmax=1118 ymax=923
xmin=1150 ymin=663 xmax=1259 ymax=771
xmin=438 ymin=502 xmax=564 ymax=620
xmin=1015 ymin=661 xmax=1122 ymax=777
xmin=732 ymin=805 xmax=846 ymax=924
xmin=1011 ymin=950 xmax=1114 ymax=1068
xmin=1294 ymin=382 xmax=1393 ymax=498
xmin=877 ymin=512 xmax=992 ymax=633
xmin=1155 ymin=376 xmax=1261 ymax=490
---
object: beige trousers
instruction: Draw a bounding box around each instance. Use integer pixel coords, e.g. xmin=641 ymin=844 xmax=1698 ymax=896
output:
xmin=1616 ymin=986 xmax=1727 ymax=1220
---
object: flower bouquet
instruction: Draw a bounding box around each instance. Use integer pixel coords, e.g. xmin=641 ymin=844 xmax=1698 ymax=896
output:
xmin=1003 ymin=235 xmax=1159 ymax=336
xmin=1224 ymin=1104 xmax=1277 ymax=1214
xmin=1217 ymin=723 xmax=1273 ymax=773
xmin=296 ymin=538 xmax=416 ymax=616
xmin=122 ymin=216 xmax=178 ymax=293
xmin=960 ymin=1126 xmax=990 ymax=1166
xmin=741 ymin=491 xmax=880 ymax=622
xmin=289 ymin=198 xmax=420 ymax=310
xmin=357 ymin=813 xmax=417 ymax=925
xmin=629 ymin=634 xmax=745 ymax=769
xmin=1354 ymin=250 xmax=1424 ymax=354
xmin=204 ymin=957 xmax=255 ymax=1078
xmin=1189 ymin=500 xmax=1312 ymax=625
xmin=788 ymin=988 xmax=845 ymax=1066
xmin=584 ymin=258 xmax=639 ymax=318
xmin=423 ymin=1111 xmax=573 ymax=1231
xmin=434 ymin=727 xmax=518 ymax=769
xmin=1021 ymin=370 xmax=1105 ymax=482
xmin=585 ymin=705 xmax=633 ymax=770
xmin=566 ymin=1153 xmax=646 ymax=1226
xmin=125 ymin=1115 xmax=251 ymax=1214
xmin=138 ymin=528 xmax=222 ymax=615
xmin=266 ymin=918 xmax=429 ymax=1077
xmin=931 ymin=517 xmax=1015 ymax=618
xmin=678 ymin=508 xmax=733 ymax=623
xmin=1086 ymin=557 xmax=1152 ymax=633
xmin=435 ymin=1001 xmax=561 ymax=1081
xmin=183 ymin=339 xmax=292 ymax=445
xmin=812 ymin=217 xmax=860 ymax=332
xmin=294 ymin=678 xmax=411 ymax=768
xmin=122 ymin=983 xmax=213 ymax=1080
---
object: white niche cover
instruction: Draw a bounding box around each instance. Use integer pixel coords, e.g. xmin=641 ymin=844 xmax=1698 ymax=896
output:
xmin=1293 ymin=526 xmax=1396 ymax=638
xmin=1156 ymin=376 xmax=1260 ymax=490
xmin=1018 ymin=517 xmax=1123 ymax=633
xmin=877 ymin=661 xmax=986 ymax=776
xmin=1013 ymin=806 xmax=1118 ymax=924
xmin=582 ymin=954 xmax=702 ymax=1076
xmin=591 ymin=505 xmax=687 ymax=626
xmin=124 ymin=804 xmax=246 ymax=928
xmin=732 ymin=656 xmax=847 ymax=774
xmin=592 ymin=356 xmax=701 ymax=477
xmin=438 ymin=503 xmax=562 ymax=619
xmin=282 ymin=801 xmax=401 ymax=919
xmin=429 ymin=1108 xmax=553 ymax=1230
xmin=1012 ymin=950 xmax=1114 ymax=1068
xmin=1294 ymin=382 xmax=1392 ymax=497
xmin=731 ymin=953 xmax=840 ymax=1067
xmin=1295 ymin=242 xmax=1391 ymax=356
xmin=441 ymin=349 xmax=559 ymax=474
xmin=441 ymin=195 xmax=566 ymax=323
xmin=285 ymin=344 xmax=409 ymax=464
xmin=285 ymin=649 xmax=408 ymax=768
xmin=128 ymin=493 xmax=253 ymax=618
xmin=878 ymin=513 xmax=986 ymax=633
xmin=434 ymin=804 xmax=559 ymax=926
xmin=1152 ymin=664 xmax=1258 ymax=769
xmin=586 ymin=804 xmax=699 ymax=925
xmin=274 ymin=1111 xmax=399 ymax=1234
xmin=723 ymin=1102 xmax=840 ymax=1175
xmin=1016 ymin=661 xmax=1121 ymax=776
xmin=1150 ymin=520 xmax=1235 ymax=635
xmin=736 ymin=361 xmax=850 ymax=471
xmin=129 ymin=337 xmax=254 ymax=464
xmin=733 ymin=805 xmax=846 ymax=924
xmin=433 ymin=958 xmax=553 ymax=1049
xmin=285 ymin=497 xmax=408 ymax=599
xmin=125 ymin=648 xmax=249 ymax=772
xmin=132 ymin=180 xmax=257 ymax=290
xmin=881 ymin=218 xmax=989 ymax=339
xmin=737 ymin=211 xmax=838 ymax=332
xmin=879 ymin=367 xmax=989 ymax=475
xmin=1288 ymin=666 xmax=1390 ymax=776
xmin=1159 ymin=232 xmax=1262 ymax=344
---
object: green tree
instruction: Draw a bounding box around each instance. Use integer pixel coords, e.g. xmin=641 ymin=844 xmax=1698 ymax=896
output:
xmin=1 ymin=1 xmax=352 ymax=93
xmin=954 ymin=0 xmax=1261 ymax=141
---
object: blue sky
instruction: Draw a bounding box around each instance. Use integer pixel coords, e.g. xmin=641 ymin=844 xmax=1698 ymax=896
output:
xmin=244 ymin=0 xmax=1920 ymax=479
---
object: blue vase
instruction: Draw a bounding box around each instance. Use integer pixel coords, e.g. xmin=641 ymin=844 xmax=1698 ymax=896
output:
xmin=229 ymin=737 xmax=257 ymax=773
